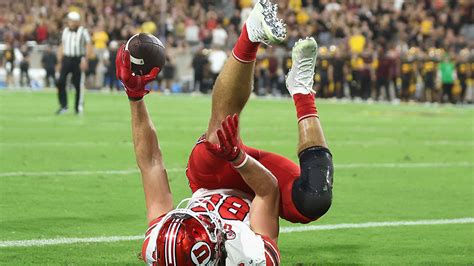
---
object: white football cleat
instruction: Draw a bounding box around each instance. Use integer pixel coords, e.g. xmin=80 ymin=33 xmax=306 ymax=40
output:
xmin=286 ymin=37 xmax=318 ymax=96
xmin=246 ymin=0 xmax=286 ymax=45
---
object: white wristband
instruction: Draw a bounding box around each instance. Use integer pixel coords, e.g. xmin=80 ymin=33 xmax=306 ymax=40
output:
xmin=233 ymin=153 xmax=249 ymax=169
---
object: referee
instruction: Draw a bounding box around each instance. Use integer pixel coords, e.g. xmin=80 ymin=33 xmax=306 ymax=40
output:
xmin=56 ymin=11 xmax=92 ymax=115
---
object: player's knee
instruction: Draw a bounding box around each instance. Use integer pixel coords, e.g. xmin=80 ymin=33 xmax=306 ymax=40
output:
xmin=292 ymin=146 xmax=334 ymax=220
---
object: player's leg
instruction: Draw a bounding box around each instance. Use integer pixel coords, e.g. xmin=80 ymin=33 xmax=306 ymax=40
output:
xmin=186 ymin=0 xmax=286 ymax=191
xmin=206 ymin=0 xmax=286 ymax=143
xmin=191 ymin=38 xmax=333 ymax=223
xmin=285 ymin=38 xmax=333 ymax=220
xmin=71 ymin=58 xmax=84 ymax=113
xmin=460 ymin=78 xmax=467 ymax=103
xmin=233 ymin=38 xmax=333 ymax=223
xmin=401 ymin=77 xmax=408 ymax=101
xmin=335 ymin=81 xmax=342 ymax=98
xmin=447 ymin=83 xmax=454 ymax=104
xmin=384 ymin=79 xmax=391 ymax=101
xmin=56 ymin=58 xmax=71 ymax=112
xmin=424 ymin=76 xmax=432 ymax=102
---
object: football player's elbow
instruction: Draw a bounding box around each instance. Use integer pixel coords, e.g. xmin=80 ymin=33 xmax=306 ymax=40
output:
xmin=261 ymin=177 xmax=280 ymax=202
xmin=138 ymin=158 xmax=165 ymax=176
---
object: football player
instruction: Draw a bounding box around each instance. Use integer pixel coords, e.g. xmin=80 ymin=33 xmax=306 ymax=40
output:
xmin=116 ymin=0 xmax=333 ymax=264
xmin=117 ymin=46 xmax=281 ymax=264
xmin=186 ymin=1 xmax=333 ymax=226
xmin=116 ymin=2 xmax=284 ymax=264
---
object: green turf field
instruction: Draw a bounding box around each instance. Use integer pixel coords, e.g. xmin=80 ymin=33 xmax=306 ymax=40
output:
xmin=0 ymin=90 xmax=473 ymax=265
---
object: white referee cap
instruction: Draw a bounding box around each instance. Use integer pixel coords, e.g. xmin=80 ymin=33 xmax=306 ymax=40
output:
xmin=67 ymin=11 xmax=81 ymax=21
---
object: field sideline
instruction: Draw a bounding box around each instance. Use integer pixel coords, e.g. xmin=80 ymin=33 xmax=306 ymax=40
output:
xmin=1 ymin=90 xmax=473 ymax=264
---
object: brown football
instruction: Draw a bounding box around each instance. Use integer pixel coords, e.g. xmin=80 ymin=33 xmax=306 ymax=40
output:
xmin=125 ymin=33 xmax=166 ymax=76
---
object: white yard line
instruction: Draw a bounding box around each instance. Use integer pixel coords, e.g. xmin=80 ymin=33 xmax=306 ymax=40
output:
xmin=335 ymin=161 xmax=473 ymax=169
xmin=1 ymin=217 xmax=472 ymax=248
xmin=0 ymin=162 xmax=472 ymax=178
xmin=0 ymin=168 xmax=177 ymax=177
xmin=1 ymin=139 xmax=473 ymax=146
xmin=0 ymin=236 xmax=144 ymax=248
xmin=279 ymin=217 xmax=474 ymax=233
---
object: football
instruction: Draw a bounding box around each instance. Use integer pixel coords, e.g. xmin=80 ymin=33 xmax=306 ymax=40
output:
xmin=125 ymin=33 xmax=166 ymax=76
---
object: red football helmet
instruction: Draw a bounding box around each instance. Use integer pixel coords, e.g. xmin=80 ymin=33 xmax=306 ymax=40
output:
xmin=154 ymin=198 xmax=225 ymax=265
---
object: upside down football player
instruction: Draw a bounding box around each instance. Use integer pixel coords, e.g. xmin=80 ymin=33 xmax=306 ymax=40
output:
xmin=116 ymin=0 xmax=334 ymax=264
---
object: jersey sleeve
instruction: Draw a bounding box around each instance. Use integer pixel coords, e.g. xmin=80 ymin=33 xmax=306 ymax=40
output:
xmin=259 ymin=234 xmax=281 ymax=266
xmin=141 ymin=215 xmax=166 ymax=265
xmin=224 ymin=221 xmax=280 ymax=265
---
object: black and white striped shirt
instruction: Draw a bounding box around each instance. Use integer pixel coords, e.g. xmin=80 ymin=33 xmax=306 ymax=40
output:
xmin=61 ymin=26 xmax=91 ymax=57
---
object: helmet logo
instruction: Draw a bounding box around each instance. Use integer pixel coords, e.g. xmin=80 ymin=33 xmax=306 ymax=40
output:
xmin=190 ymin=242 xmax=211 ymax=265
xmin=225 ymin=229 xmax=236 ymax=240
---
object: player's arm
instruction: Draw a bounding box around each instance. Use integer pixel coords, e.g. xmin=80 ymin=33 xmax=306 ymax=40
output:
xmin=130 ymin=100 xmax=173 ymax=222
xmin=56 ymin=44 xmax=63 ymax=71
xmin=233 ymin=152 xmax=280 ymax=242
xmin=57 ymin=28 xmax=66 ymax=70
xmin=205 ymin=114 xmax=279 ymax=242
xmin=116 ymin=44 xmax=171 ymax=222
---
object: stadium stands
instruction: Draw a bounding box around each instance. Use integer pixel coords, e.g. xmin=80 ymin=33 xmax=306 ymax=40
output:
xmin=1 ymin=0 xmax=473 ymax=103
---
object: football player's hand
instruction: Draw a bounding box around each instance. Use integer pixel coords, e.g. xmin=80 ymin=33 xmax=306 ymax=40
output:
xmin=204 ymin=114 xmax=246 ymax=165
xmin=116 ymin=44 xmax=160 ymax=101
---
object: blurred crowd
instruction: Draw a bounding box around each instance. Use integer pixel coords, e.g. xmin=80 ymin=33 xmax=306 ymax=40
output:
xmin=1 ymin=0 xmax=473 ymax=103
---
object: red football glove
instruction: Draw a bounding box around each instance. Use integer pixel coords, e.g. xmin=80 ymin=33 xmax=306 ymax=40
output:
xmin=115 ymin=44 xmax=160 ymax=101
xmin=204 ymin=114 xmax=247 ymax=167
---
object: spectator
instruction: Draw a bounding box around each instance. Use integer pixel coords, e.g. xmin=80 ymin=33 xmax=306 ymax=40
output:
xmin=438 ymin=53 xmax=456 ymax=104
xmin=359 ymin=49 xmax=375 ymax=101
xmin=41 ymin=45 xmax=57 ymax=88
xmin=266 ymin=47 xmax=280 ymax=95
xmin=208 ymin=46 xmax=227 ymax=84
xmin=3 ymin=43 xmax=15 ymax=87
xmin=85 ymin=54 xmax=98 ymax=90
xmin=400 ymin=48 xmax=417 ymax=102
xmin=239 ymin=0 xmax=253 ymax=9
xmin=35 ymin=20 xmax=49 ymax=43
xmin=329 ymin=47 xmax=347 ymax=99
xmin=92 ymin=25 xmax=109 ymax=51
xmin=185 ymin=20 xmax=200 ymax=46
xmin=1 ymin=0 xmax=470 ymax=104
xmin=230 ymin=10 xmax=241 ymax=29
xmin=375 ymin=47 xmax=392 ymax=101
xmin=141 ymin=20 xmax=157 ymax=35
xmin=91 ymin=24 xmax=109 ymax=89
xmin=212 ymin=23 xmax=228 ymax=48
xmin=420 ymin=48 xmax=438 ymax=103
xmin=326 ymin=1 xmax=342 ymax=12
xmin=388 ymin=46 xmax=400 ymax=99
xmin=349 ymin=53 xmax=362 ymax=99
xmin=19 ymin=45 xmax=31 ymax=88
xmin=254 ymin=57 xmax=266 ymax=95
xmin=158 ymin=37 xmax=181 ymax=92
xmin=316 ymin=47 xmax=331 ymax=98
xmin=349 ymin=29 xmax=366 ymax=55
xmin=225 ymin=25 xmax=239 ymax=51
xmin=456 ymin=48 xmax=470 ymax=103
xmin=192 ymin=48 xmax=210 ymax=93
xmin=104 ymin=41 xmax=119 ymax=91
xmin=160 ymin=51 xmax=176 ymax=92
